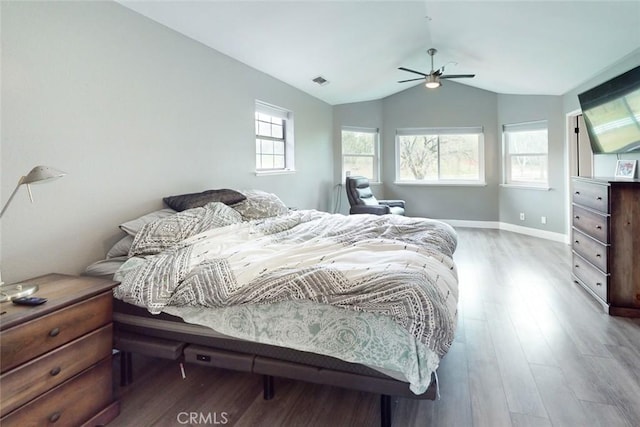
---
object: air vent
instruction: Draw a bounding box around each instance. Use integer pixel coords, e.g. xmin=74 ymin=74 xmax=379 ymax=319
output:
xmin=312 ymin=76 xmax=329 ymax=86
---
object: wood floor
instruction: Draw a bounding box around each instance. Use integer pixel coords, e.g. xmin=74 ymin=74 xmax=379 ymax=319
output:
xmin=108 ymin=228 xmax=640 ymax=427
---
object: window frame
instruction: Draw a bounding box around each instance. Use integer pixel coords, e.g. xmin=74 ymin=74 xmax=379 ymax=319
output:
xmin=502 ymin=120 xmax=549 ymax=188
xmin=341 ymin=126 xmax=381 ymax=183
xmin=255 ymin=101 xmax=295 ymax=175
xmin=394 ymin=126 xmax=485 ymax=186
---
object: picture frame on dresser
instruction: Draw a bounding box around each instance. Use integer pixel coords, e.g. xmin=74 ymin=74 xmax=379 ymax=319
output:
xmin=614 ymin=159 xmax=637 ymax=179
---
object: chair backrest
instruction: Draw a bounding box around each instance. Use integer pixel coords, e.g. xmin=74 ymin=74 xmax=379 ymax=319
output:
xmin=345 ymin=176 xmax=379 ymax=207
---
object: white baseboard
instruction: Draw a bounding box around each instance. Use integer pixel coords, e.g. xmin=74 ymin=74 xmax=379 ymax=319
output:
xmin=441 ymin=219 xmax=569 ymax=244
xmin=442 ymin=220 xmax=500 ymax=229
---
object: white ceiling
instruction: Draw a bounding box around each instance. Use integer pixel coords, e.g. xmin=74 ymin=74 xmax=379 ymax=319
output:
xmin=119 ymin=1 xmax=640 ymax=105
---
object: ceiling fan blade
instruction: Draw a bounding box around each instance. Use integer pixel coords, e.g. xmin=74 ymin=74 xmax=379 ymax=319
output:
xmin=398 ymin=77 xmax=426 ymax=83
xmin=440 ymin=74 xmax=476 ymax=79
xmin=398 ymin=67 xmax=428 ymax=77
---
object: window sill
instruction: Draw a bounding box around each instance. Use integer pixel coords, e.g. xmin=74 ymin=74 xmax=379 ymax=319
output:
xmin=255 ymin=169 xmax=296 ymax=176
xmin=394 ymin=181 xmax=487 ymax=187
xmin=500 ymin=184 xmax=551 ymax=191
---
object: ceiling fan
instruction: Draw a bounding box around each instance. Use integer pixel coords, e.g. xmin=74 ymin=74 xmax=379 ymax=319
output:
xmin=398 ymin=48 xmax=475 ymax=89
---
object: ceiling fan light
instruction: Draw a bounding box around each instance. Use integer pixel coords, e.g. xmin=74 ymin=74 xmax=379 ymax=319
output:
xmin=425 ymin=75 xmax=441 ymax=89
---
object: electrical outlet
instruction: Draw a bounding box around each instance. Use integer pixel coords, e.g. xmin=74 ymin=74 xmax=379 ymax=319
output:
xmin=519 ymin=212 xmax=525 ymax=221
xmin=541 ymin=216 xmax=547 ymax=224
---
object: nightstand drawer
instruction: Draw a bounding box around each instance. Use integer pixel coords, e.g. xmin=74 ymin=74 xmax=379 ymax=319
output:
xmin=573 ymin=253 xmax=608 ymax=302
xmin=0 ymin=324 xmax=112 ymax=417
xmin=572 ymin=228 xmax=609 ymax=272
xmin=572 ymin=180 xmax=609 ymax=213
xmin=0 ymin=357 xmax=112 ymax=427
xmin=572 ymin=204 xmax=609 ymax=244
xmin=0 ymin=292 xmax=112 ymax=373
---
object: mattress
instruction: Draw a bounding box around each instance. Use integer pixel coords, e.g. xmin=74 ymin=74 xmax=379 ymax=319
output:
xmin=114 ymin=298 xmax=403 ymax=381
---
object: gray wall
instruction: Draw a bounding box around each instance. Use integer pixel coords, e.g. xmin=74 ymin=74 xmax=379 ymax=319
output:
xmin=1 ymin=1 xmax=333 ymax=283
xmin=497 ymin=95 xmax=565 ymax=233
xmin=333 ymin=82 xmax=500 ymax=221
xmin=382 ymin=83 xmax=500 ymax=220
xmin=332 ymin=100 xmax=384 ymax=215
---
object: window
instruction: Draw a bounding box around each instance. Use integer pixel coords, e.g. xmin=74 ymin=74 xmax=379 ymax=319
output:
xmin=255 ymin=101 xmax=294 ymax=173
xmin=341 ymin=127 xmax=380 ymax=182
xmin=395 ymin=127 xmax=484 ymax=184
xmin=503 ymin=121 xmax=548 ymax=187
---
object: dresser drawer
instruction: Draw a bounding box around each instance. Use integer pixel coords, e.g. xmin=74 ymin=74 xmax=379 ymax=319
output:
xmin=572 ymin=204 xmax=609 ymax=243
xmin=0 ymin=292 xmax=112 ymax=373
xmin=573 ymin=180 xmax=609 ymax=213
xmin=573 ymin=253 xmax=608 ymax=302
xmin=0 ymin=357 xmax=112 ymax=427
xmin=0 ymin=324 xmax=112 ymax=417
xmin=572 ymin=228 xmax=609 ymax=272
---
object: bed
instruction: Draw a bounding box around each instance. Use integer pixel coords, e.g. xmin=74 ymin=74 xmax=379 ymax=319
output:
xmin=85 ymin=189 xmax=459 ymax=426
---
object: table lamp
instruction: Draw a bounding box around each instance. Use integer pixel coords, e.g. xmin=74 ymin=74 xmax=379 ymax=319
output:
xmin=0 ymin=165 xmax=66 ymax=301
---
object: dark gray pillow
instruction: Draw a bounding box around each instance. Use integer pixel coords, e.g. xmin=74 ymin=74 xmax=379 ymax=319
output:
xmin=163 ymin=189 xmax=246 ymax=212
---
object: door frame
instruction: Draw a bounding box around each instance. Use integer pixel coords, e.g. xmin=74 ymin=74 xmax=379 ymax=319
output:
xmin=565 ymin=108 xmax=594 ymax=237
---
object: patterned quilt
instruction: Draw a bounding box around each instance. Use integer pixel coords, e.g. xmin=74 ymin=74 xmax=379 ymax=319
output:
xmin=114 ymin=205 xmax=459 ymax=391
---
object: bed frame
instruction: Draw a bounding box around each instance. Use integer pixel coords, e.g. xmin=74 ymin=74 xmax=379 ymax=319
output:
xmin=112 ymin=299 xmax=438 ymax=427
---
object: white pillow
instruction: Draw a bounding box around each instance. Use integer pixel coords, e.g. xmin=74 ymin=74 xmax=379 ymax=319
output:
xmin=119 ymin=208 xmax=176 ymax=236
xmin=232 ymin=190 xmax=288 ymax=220
xmin=85 ymin=256 xmax=128 ymax=278
xmin=106 ymin=235 xmax=134 ymax=258
xmin=128 ymin=202 xmax=242 ymax=256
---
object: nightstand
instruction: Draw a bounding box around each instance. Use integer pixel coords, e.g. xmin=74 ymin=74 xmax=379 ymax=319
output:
xmin=0 ymin=274 xmax=120 ymax=426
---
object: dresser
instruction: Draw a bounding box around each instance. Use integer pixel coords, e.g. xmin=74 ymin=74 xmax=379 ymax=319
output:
xmin=571 ymin=177 xmax=640 ymax=317
xmin=0 ymin=274 xmax=120 ymax=425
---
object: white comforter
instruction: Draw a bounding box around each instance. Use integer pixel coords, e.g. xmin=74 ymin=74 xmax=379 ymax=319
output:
xmin=115 ymin=207 xmax=459 ymax=359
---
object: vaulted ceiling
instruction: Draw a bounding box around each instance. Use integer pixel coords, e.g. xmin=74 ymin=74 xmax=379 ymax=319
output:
xmin=119 ymin=1 xmax=640 ymax=105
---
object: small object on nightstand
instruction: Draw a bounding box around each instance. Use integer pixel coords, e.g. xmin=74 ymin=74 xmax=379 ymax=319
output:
xmin=12 ymin=296 xmax=47 ymax=306
xmin=0 ymin=283 xmax=39 ymax=303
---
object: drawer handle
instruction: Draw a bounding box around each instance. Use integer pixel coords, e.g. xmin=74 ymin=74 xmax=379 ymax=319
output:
xmin=50 ymin=366 xmax=61 ymax=376
xmin=49 ymin=412 xmax=61 ymax=423
xmin=596 ymin=253 xmax=601 ymax=258
xmin=49 ymin=328 xmax=60 ymax=337
xmin=596 ymin=282 xmax=603 ymax=287
xmin=575 ymin=240 xmax=580 ymax=244
xmin=596 ymin=196 xmax=602 ymax=200
xmin=575 ymin=191 xmax=580 ymax=195
xmin=574 ymin=215 xmax=580 ymax=220
xmin=575 ymin=264 xmax=580 ymax=268
xmin=595 ymin=225 xmax=602 ymax=230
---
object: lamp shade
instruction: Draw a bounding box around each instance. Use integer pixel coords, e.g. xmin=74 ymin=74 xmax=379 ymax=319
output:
xmin=0 ymin=164 xmax=66 ymax=292
xmin=21 ymin=166 xmax=66 ymax=184
xmin=0 ymin=165 xmax=66 ymax=218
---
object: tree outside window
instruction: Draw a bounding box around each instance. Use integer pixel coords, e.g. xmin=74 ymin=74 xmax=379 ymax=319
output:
xmin=395 ymin=127 xmax=484 ymax=184
xmin=503 ymin=121 xmax=548 ymax=187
